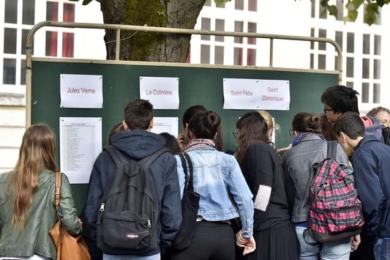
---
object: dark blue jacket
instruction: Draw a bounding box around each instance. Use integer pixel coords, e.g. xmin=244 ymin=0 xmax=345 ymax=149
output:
xmin=351 ymin=135 xmax=390 ymax=240
xmin=85 ymin=130 xmax=182 ymax=255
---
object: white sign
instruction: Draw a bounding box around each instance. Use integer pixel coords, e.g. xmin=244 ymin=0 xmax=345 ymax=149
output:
xmin=223 ymin=78 xmax=258 ymax=109
xmin=223 ymin=78 xmax=290 ymax=110
xmin=60 ymin=74 xmax=103 ymax=108
xmin=151 ymin=117 xmax=179 ymax=138
xmin=256 ymin=80 xmax=290 ymax=110
xmin=140 ymin=77 xmax=179 ymax=109
xmin=60 ymin=117 xmax=102 ymax=183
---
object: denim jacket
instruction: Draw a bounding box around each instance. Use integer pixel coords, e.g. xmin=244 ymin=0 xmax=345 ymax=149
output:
xmin=175 ymin=146 xmax=254 ymax=238
xmin=282 ymin=135 xmax=353 ymax=223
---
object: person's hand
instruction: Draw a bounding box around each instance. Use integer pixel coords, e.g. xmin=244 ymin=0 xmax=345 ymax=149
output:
xmin=235 ymin=230 xmax=256 ymax=255
xmin=351 ymin=234 xmax=361 ymax=252
xmin=277 ymin=144 xmax=292 ymax=154
xmin=177 ymin=134 xmax=187 ymax=150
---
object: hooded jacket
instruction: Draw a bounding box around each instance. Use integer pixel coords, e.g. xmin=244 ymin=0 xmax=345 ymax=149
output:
xmin=351 ymin=135 xmax=390 ymax=240
xmin=362 ymin=116 xmax=384 ymax=143
xmin=84 ymin=130 xmax=182 ymax=255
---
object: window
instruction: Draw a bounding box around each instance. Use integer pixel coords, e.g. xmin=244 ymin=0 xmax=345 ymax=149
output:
xmin=46 ymin=31 xmax=58 ymax=57
xmin=23 ymin=0 xmax=35 ymax=25
xmin=362 ymin=83 xmax=369 ymax=103
xmin=4 ymin=28 xmax=17 ymax=54
xmin=234 ymin=21 xmax=243 ymax=43
xmin=374 ymin=35 xmax=381 ymax=55
xmin=63 ymin=33 xmax=74 ymax=57
xmin=5 ymin=0 xmax=18 ymax=24
xmin=248 ymin=0 xmax=257 ymax=12
xmin=373 ymin=84 xmax=380 ymax=103
xmin=346 ymin=58 xmax=354 ymax=77
xmin=47 ymin=1 xmax=59 ymax=21
xmin=3 ymin=59 xmax=16 ymax=84
xmin=248 ymin=23 xmax=256 ymax=45
xmin=347 ymin=33 xmax=354 ymax=53
xmin=318 ymin=55 xmax=326 ymax=69
xmin=362 ymin=59 xmax=370 ymax=79
xmin=201 ymin=18 xmax=211 ymax=40
xmin=215 ymin=46 xmax=224 ymax=64
xmin=235 ymin=0 xmax=244 ymax=10
xmin=64 ymin=3 xmax=75 ymax=22
xmin=215 ymin=19 xmax=225 ymax=42
xmin=335 ymin=31 xmax=343 ymax=49
xmin=247 ymin=49 xmax=256 ymax=66
xmin=363 ymin=34 xmax=370 ymax=54
xmin=21 ymin=60 xmax=26 ymax=85
xmin=201 ymin=45 xmax=210 ymax=64
xmin=336 ymin=0 xmax=344 ymax=21
xmin=318 ymin=29 xmax=326 ymax=50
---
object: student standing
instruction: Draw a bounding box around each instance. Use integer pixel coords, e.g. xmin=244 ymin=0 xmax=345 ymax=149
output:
xmin=0 ymin=124 xmax=81 ymax=260
xmin=85 ymin=99 xmax=182 ymax=260
xmin=235 ymin=111 xmax=299 ymax=260
xmin=171 ymin=110 xmax=256 ymax=260
xmin=333 ymin=112 xmax=390 ymax=260
xmin=283 ymin=112 xmax=357 ymax=260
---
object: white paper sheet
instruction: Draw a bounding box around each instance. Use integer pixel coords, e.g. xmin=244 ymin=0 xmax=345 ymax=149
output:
xmin=223 ymin=78 xmax=259 ymax=109
xmin=223 ymin=78 xmax=290 ymax=110
xmin=60 ymin=74 xmax=103 ymax=108
xmin=139 ymin=77 xmax=179 ymax=109
xmin=60 ymin=117 xmax=102 ymax=183
xmin=151 ymin=117 xmax=179 ymax=138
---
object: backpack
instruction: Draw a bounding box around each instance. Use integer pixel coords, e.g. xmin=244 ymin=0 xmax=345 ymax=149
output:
xmin=382 ymin=125 xmax=390 ymax=146
xmin=304 ymin=141 xmax=364 ymax=244
xmin=96 ymin=146 xmax=168 ymax=255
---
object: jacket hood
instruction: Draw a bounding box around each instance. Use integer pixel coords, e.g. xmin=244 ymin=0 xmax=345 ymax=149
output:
xmin=110 ymin=129 xmax=166 ymax=159
xmin=362 ymin=116 xmax=384 ymax=143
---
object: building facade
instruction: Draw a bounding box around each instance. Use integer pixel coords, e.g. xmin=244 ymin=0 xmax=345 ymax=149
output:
xmin=0 ymin=0 xmax=388 ymax=172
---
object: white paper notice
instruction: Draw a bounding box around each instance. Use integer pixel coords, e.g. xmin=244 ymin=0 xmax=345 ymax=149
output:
xmin=256 ymin=80 xmax=290 ymax=110
xmin=223 ymin=78 xmax=290 ymax=110
xmin=60 ymin=74 xmax=103 ymax=108
xmin=151 ymin=117 xmax=179 ymax=138
xmin=254 ymin=185 xmax=272 ymax=211
xmin=223 ymin=78 xmax=258 ymax=109
xmin=140 ymin=77 xmax=179 ymax=109
xmin=60 ymin=117 xmax=102 ymax=184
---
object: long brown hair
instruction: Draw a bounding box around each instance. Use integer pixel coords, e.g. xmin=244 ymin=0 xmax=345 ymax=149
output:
xmin=236 ymin=112 xmax=269 ymax=164
xmin=7 ymin=124 xmax=58 ymax=227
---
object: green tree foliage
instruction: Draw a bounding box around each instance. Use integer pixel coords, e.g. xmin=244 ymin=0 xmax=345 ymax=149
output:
xmin=318 ymin=0 xmax=389 ymax=25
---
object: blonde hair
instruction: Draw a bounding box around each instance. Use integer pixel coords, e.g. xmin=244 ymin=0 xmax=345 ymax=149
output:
xmin=7 ymin=124 xmax=58 ymax=227
xmin=258 ymin=110 xmax=280 ymax=130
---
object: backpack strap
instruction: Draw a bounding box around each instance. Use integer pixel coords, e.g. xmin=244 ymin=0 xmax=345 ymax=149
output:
xmin=179 ymin=153 xmax=189 ymax=189
xmin=140 ymin=148 xmax=169 ymax=168
xmin=327 ymin=140 xmax=337 ymax=160
xmin=104 ymin=146 xmax=128 ymax=167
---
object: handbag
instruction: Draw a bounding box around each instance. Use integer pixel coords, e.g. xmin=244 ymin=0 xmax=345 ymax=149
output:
xmin=49 ymin=172 xmax=91 ymax=260
xmin=172 ymin=152 xmax=200 ymax=251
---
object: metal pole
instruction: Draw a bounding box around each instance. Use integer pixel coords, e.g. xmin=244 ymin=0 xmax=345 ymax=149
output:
xmin=269 ymin=38 xmax=274 ymax=68
xmin=115 ymin=28 xmax=121 ymax=61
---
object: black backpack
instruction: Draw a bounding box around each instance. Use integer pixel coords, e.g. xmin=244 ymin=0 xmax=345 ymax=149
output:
xmin=96 ymin=146 xmax=168 ymax=255
xmin=382 ymin=125 xmax=390 ymax=146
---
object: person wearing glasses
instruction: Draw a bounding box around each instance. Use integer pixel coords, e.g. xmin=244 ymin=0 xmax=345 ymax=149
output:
xmin=235 ymin=111 xmax=299 ymax=260
xmin=282 ymin=112 xmax=358 ymax=260
xmin=321 ymin=85 xmax=383 ymax=143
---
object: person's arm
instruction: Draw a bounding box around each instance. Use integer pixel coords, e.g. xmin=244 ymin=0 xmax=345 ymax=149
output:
xmin=159 ymin=154 xmax=182 ymax=251
xmin=352 ymin=151 xmax=383 ymax=240
xmin=245 ymin=144 xmax=274 ymax=214
xmin=58 ymin=173 xmax=82 ymax=236
xmin=227 ymin=157 xmax=254 ymax=239
xmin=84 ymin=154 xmax=105 ymax=240
xmin=282 ymin=156 xmax=295 ymax=216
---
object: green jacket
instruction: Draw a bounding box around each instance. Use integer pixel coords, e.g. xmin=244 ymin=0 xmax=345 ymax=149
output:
xmin=0 ymin=170 xmax=81 ymax=259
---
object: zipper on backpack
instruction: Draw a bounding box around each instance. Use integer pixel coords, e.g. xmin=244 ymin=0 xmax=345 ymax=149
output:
xmin=148 ymin=219 xmax=151 ymax=228
xmin=96 ymin=203 xmax=105 ymax=225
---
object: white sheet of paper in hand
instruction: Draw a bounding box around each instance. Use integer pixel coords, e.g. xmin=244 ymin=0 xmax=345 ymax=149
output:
xmin=253 ymin=185 xmax=272 ymax=211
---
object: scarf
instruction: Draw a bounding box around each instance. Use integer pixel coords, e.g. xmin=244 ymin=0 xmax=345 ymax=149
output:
xmin=185 ymin=139 xmax=216 ymax=152
xmin=291 ymin=132 xmax=324 ymax=147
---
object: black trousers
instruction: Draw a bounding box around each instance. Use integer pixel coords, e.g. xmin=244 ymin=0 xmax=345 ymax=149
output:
xmin=170 ymin=221 xmax=235 ymax=260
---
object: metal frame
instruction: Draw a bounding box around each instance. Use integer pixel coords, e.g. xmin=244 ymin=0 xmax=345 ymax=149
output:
xmin=26 ymin=21 xmax=343 ymax=127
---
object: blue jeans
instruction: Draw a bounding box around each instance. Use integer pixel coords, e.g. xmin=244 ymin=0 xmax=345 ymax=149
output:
xmin=103 ymin=253 xmax=160 ymax=260
xmin=374 ymin=238 xmax=390 ymax=260
xmin=295 ymin=226 xmax=351 ymax=260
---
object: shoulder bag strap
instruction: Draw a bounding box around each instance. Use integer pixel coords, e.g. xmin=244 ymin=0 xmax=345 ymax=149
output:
xmin=54 ymin=172 xmax=61 ymax=212
xmin=179 ymin=153 xmax=189 ymax=189
xmin=327 ymin=140 xmax=337 ymax=160
xmin=183 ymin=153 xmax=194 ymax=191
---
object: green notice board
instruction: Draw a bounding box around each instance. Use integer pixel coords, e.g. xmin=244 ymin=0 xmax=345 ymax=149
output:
xmin=32 ymin=60 xmax=338 ymax=214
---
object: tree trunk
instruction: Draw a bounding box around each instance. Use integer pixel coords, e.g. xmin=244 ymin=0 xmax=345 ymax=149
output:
xmin=100 ymin=0 xmax=206 ymax=62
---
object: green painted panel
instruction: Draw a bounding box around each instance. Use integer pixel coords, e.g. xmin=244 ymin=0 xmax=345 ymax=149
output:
xmin=32 ymin=60 xmax=338 ymax=214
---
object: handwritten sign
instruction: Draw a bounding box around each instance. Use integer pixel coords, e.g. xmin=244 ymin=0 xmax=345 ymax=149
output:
xmin=60 ymin=74 xmax=103 ymax=108
xmin=223 ymin=78 xmax=290 ymax=110
xmin=140 ymin=77 xmax=179 ymax=109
